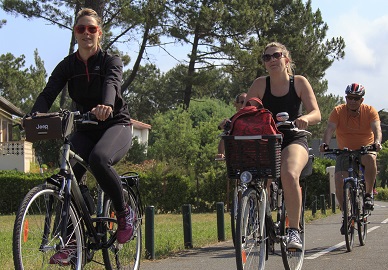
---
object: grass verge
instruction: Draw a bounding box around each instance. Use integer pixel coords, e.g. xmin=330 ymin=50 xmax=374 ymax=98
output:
xmin=1 ymin=209 xmax=336 ymax=268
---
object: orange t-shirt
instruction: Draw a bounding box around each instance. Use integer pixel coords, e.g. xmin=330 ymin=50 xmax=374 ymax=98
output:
xmin=329 ymin=103 xmax=379 ymax=150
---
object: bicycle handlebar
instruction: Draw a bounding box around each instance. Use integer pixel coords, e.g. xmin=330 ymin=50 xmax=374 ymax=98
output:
xmin=276 ymin=120 xmax=312 ymax=136
xmin=27 ymin=109 xmax=105 ymax=125
xmin=74 ymin=111 xmax=99 ymax=125
xmin=323 ymin=144 xmax=377 ymax=156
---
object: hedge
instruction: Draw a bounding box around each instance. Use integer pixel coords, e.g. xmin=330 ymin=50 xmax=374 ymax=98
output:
xmin=0 ymin=170 xmax=50 ymax=214
xmin=0 ymin=157 xmax=336 ymax=215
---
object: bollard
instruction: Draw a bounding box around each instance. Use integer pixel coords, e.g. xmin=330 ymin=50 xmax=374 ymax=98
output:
xmin=182 ymin=204 xmax=193 ymax=248
xmin=145 ymin=206 xmax=155 ymax=259
xmin=331 ymin=193 xmax=336 ymax=214
xmin=320 ymin=194 xmax=326 ymax=215
xmin=312 ymin=195 xmax=317 ymax=217
xmin=216 ymin=202 xmax=225 ymax=241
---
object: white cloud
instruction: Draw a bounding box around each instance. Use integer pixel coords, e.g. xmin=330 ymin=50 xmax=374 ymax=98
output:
xmin=324 ymin=10 xmax=388 ymax=111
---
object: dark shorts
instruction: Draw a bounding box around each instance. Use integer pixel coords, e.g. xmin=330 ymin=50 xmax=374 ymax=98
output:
xmin=282 ymin=135 xmax=308 ymax=153
xmin=335 ymin=151 xmax=377 ymax=173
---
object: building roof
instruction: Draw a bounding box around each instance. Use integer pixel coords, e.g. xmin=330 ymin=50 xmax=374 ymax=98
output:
xmin=0 ymin=96 xmax=24 ymax=117
xmin=131 ymin=119 xmax=151 ymax=130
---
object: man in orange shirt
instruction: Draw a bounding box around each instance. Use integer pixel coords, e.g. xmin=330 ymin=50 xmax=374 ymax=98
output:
xmin=320 ymin=83 xmax=382 ymax=234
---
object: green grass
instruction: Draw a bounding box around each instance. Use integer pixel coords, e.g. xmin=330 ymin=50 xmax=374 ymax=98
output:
xmin=1 ymin=209 xmax=334 ymax=268
xmin=149 ymin=213 xmax=232 ymax=258
xmin=0 ymin=215 xmax=15 ymax=270
xmin=0 ymin=212 xmax=232 ymax=268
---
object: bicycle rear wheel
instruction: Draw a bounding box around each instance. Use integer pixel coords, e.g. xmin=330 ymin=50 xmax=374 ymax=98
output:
xmin=235 ymin=188 xmax=266 ymax=270
xmin=280 ymin=186 xmax=305 ymax=270
xmin=102 ymin=188 xmax=142 ymax=270
xmin=13 ymin=184 xmax=84 ymax=269
xmin=343 ymin=181 xmax=355 ymax=252
xmin=357 ymin=183 xmax=368 ymax=246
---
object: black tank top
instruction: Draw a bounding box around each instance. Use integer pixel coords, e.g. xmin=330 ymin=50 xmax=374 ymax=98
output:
xmin=262 ymin=76 xmax=302 ymax=122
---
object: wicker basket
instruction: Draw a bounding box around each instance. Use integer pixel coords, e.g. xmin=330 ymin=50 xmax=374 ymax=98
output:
xmin=223 ymin=134 xmax=282 ymax=179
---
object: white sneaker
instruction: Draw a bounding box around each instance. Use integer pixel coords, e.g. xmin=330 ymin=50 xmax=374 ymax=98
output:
xmin=287 ymin=228 xmax=302 ymax=250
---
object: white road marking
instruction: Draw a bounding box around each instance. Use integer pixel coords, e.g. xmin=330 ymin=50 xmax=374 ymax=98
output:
xmin=306 ymin=226 xmax=380 ymax=260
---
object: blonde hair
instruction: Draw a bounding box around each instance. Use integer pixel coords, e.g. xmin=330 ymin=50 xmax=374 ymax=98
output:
xmin=263 ymin=42 xmax=295 ymax=75
xmin=75 ymin=8 xmax=102 ymax=47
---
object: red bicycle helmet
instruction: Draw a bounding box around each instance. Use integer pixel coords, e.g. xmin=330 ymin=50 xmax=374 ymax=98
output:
xmin=345 ymin=83 xmax=365 ymax=96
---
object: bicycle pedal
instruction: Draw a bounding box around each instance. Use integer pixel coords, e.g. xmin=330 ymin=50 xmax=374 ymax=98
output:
xmin=287 ymin=247 xmax=302 ymax=253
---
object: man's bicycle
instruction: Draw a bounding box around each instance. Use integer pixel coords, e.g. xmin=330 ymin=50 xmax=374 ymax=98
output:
xmin=223 ymin=131 xmax=312 ymax=270
xmin=12 ymin=110 xmax=143 ymax=269
xmin=323 ymin=145 xmax=375 ymax=252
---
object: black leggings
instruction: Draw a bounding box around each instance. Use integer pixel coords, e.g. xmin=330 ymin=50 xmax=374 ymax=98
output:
xmin=70 ymin=124 xmax=132 ymax=212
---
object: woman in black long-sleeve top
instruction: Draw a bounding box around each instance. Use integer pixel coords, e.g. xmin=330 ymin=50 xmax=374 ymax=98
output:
xmin=30 ymin=8 xmax=134 ymax=265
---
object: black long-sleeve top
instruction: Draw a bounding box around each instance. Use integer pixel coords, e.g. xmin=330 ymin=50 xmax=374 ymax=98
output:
xmin=31 ymin=49 xmax=131 ymax=130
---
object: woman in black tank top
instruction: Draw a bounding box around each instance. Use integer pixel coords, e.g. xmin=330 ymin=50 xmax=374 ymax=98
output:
xmin=244 ymin=42 xmax=321 ymax=250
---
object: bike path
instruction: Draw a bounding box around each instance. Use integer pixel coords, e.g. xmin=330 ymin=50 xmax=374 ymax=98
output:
xmin=140 ymin=200 xmax=388 ymax=270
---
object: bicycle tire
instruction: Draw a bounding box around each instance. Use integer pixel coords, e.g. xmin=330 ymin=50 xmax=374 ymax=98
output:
xmin=13 ymin=184 xmax=84 ymax=270
xmin=343 ymin=181 xmax=355 ymax=252
xmin=235 ymin=188 xmax=266 ymax=270
xmin=231 ymin=186 xmax=239 ymax=247
xmin=102 ymin=188 xmax=142 ymax=270
xmin=357 ymin=183 xmax=367 ymax=246
xmin=280 ymin=186 xmax=305 ymax=270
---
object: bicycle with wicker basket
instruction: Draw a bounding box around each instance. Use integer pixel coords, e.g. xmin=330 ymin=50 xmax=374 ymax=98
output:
xmin=12 ymin=110 xmax=143 ymax=270
xmin=224 ymin=129 xmax=312 ymax=270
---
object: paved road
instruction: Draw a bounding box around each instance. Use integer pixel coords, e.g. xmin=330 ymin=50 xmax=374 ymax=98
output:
xmin=140 ymin=200 xmax=388 ymax=270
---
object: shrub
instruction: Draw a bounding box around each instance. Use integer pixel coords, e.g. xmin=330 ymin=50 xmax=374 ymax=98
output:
xmin=376 ymin=187 xmax=388 ymax=201
xmin=304 ymin=157 xmax=335 ymax=209
xmin=0 ymin=170 xmax=50 ymax=214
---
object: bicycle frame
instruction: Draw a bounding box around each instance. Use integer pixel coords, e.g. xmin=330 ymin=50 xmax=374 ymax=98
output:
xmin=345 ymin=155 xmax=368 ymax=211
xmin=44 ymin=137 xmax=115 ymax=250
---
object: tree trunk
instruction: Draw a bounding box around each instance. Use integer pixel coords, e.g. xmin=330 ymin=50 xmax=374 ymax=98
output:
xmin=183 ymin=29 xmax=200 ymax=110
xmin=121 ymin=24 xmax=150 ymax=94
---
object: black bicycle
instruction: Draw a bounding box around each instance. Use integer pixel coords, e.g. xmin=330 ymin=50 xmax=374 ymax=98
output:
xmin=323 ymin=145 xmax=376 ymax=252
xmin=13 ymin=110 xmax=143 ymax=269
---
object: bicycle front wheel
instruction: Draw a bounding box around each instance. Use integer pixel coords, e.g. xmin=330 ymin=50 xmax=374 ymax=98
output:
xmin=102 ymin=188 xmax=142 ymax=270
xmin=280 ymin=186 xmax=305 ymax=270
xmin=13 ymin=184 xmax=84 ymax=270
xmin=343 ymin=181 xmax=355 ymax=252
xmin=235 ymin=188 xmax=266 ymax=270
xmin=231 ymin=185 xmax=239 ymax=247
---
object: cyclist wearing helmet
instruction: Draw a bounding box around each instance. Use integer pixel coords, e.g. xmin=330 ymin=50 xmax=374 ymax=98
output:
xmin=320 ymin=83 xmax=382 ymax=235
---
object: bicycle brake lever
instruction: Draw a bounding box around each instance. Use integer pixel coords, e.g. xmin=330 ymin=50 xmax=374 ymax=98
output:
xmin=291 ymin=127 xmax=312 ymax=136
xmin=82 ymin=120 xmax=98 ymax=125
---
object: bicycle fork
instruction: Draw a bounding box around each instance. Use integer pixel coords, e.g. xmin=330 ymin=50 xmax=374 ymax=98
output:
xmin=260 ymin=189 xmax=278 ymax=244
xmin=344 ymin=177 xmax=358 ymax=228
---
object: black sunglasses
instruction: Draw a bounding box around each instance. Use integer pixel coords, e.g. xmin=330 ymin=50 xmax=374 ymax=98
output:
xmin=346 ymin=96 xmax=361 ymax=101
xmin=262 ymin=52 xmax=283 ymax=62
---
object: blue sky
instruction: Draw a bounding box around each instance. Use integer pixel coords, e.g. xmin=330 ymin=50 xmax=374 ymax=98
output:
xmin=1 ymin=0 xmax=387 ymax=111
